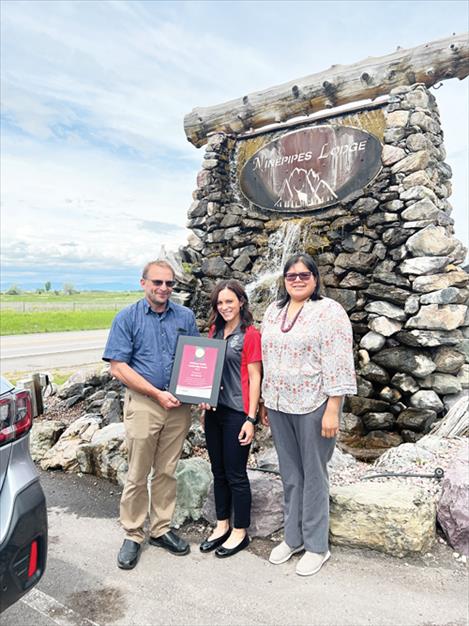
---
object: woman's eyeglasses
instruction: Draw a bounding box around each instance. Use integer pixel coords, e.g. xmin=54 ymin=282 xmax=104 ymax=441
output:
xmin=284 ymin=271 xmax=313 ymax=282
xmin=146 ymin=279 xmax=176 ymax=288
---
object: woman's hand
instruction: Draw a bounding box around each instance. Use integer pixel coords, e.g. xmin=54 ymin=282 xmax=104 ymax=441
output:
xmin=200 ymin=410 xmax=205 ymax=429
xmin=321 ymin=411 xmax=339 ymax=438
xmin=258 ymin=404 xmax=269 ymax=427
xmin=238 ymin=421 xmax=255 ymax=446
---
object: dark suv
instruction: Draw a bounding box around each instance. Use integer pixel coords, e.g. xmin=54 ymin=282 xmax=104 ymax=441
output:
xmin=0 ymin=376 xmax=47 ymax=613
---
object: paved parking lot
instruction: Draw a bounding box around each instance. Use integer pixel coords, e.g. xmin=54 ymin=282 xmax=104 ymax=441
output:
xmin=4 ymin=469 xmax=468 ymax=626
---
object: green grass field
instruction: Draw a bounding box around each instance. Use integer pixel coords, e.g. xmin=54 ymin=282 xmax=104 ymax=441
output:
xmin=0 ymin=310 xmax=118 ymax=335
xmin=0 ymin=291 xmax=140 ymax=304
xmin=0 ymin=290 xmax=142 ymax=334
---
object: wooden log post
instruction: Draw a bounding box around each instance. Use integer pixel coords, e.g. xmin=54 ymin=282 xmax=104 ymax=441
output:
xmin=184 ymin=33 xmax=469 ymax=148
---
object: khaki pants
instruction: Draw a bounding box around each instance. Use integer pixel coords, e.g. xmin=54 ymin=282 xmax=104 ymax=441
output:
xmin=120 ymin=389 xmax=191 ymax=543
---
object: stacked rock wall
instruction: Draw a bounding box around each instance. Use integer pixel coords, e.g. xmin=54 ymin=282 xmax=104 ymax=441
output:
xmin=181 ymin=84 xmax=468 ymax=459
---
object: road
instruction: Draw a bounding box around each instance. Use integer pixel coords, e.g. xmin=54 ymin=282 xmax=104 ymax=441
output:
xmin=0 ymin=330 xmax=109 ymax=374
xmin=3 ymin=469 xmax=468 ymax=626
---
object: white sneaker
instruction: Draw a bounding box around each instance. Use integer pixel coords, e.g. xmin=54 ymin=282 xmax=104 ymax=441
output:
xmin=269 ymin=541 xmax=304 ymax=565
xmin=296 ymin=550 xmax=331 ymax=576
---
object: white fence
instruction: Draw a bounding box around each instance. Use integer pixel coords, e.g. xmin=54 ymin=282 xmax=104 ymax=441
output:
xmin=0 ymin=301 xmax=134 ymax=312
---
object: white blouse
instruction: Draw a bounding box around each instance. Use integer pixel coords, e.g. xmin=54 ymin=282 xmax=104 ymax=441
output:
xmin=261 ymin=297 xmax=357 ymax=414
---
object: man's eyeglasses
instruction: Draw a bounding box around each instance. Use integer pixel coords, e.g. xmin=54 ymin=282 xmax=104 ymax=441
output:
xmin=145 ymin=278 xmax=176 ymax=288
xmin=284 ymin=271 xmax=313 ymax=282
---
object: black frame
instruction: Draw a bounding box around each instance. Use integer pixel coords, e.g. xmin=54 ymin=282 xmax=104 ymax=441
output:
xmin=169 ymin=335 xmax=227 ymax=406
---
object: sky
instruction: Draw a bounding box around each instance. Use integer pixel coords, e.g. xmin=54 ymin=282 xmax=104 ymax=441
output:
xmin=1 ymin=0 xmax=468 ymax=291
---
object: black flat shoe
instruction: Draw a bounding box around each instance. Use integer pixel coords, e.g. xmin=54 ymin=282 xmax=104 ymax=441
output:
xmin=215 ymin=534 xmax=249 ymax=559
xmin=117 ymin=539 xmax=141 ymax=569
xmin=149 ymin=530 xmax=190 ymax=556
xmin=199 ymin=528 xmax=231 ymax=553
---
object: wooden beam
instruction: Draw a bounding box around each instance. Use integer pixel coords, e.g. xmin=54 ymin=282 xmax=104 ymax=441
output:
xmin=184 ymin=33 xmax=469 ymax=148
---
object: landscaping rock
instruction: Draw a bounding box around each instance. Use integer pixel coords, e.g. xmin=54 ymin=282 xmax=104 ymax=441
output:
xmin=391 ymin=372 xmax=419 ymax=394
xmin=41 ymin=415 xmax=102 ymax=472
xmin=58 ymin=382 xmax=85 ymax=400
xmin=373 ymin=347 xmax=436 ymax=378
xmin=369 ymin=316 xmax=402 ymax=336
xmin=203 ymin=469 xmax=284 ymax=538
xmin=330 ymin=483 xmax=436 ymax=556
xmin=396 ymin=409 xmax=437 ymax=433
xmin=406 ymin=225 xmax=455 ymax=257
xmin=410 ymin=390 xmax=444 ymax=412
xmin=399 ymin=256 xmax=450 ymax=275
xmin=437 ymin=446 xmax=469 ymax=556
xmin=412 ymin=270 xmax=468 ymax=293
xmin=30 ymin=420 xmax=67 ymax=462
xmin=172 ymin=458 xmax=212 ymax=527
xmin=406 ymin=304 xmax=467 ymax=331
xmin=76 ymin=423 xmax=126 ymax=483
xmin=362 ymin=412 xmax=395 ymax=431
xmin=100 ymin=391 xmax=122 ymax=424
xmin=360 ymin=331 xmax=386 ymax=352
xmin=433 ymin=347 xmax=466 ymax=373
xmin=364 ymin=301 xmax=406 ymax=321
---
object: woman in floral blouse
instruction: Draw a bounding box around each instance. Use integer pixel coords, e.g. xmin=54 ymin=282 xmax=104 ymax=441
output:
xmin=260 ymin=252 xmax=356 ymax=576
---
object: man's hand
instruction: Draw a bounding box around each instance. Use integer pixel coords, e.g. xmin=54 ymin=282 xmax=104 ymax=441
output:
xmin=321 ymin=411 xmax=339 ymax=438
xmin=156 ymin=390 xmax=181 ymax=410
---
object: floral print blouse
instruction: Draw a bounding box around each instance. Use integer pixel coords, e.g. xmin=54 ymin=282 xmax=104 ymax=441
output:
xmin=261 ymin=297 xmax=357 ymax=414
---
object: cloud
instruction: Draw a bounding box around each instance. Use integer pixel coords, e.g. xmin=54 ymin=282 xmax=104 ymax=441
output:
xmin=1 ymin=0 xmax=468 ymax=289
xmin=138 ymin=220 xmax=184 ymax=235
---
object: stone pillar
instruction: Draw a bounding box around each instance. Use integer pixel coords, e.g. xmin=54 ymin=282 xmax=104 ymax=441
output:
xmin=181 ymin=84 xmax=468 ymax=457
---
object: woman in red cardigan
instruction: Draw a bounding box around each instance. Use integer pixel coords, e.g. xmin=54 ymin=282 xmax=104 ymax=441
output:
xmin=199 ymin=279 xmax=262 ymax=558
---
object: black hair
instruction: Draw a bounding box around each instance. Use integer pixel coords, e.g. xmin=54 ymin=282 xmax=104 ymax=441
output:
xmin=208 ymin=279 xmax=254 ymax=332
xmin=276 ymin=253 xmax=322 ymax=308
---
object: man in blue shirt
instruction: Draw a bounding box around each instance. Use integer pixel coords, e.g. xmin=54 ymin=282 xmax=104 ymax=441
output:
xmin=103 ymin=259 xmax=199 ymax=569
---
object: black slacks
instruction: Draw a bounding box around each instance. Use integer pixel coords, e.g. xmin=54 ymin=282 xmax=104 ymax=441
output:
xmin=204 ymin=404 xmax=251 ymax=529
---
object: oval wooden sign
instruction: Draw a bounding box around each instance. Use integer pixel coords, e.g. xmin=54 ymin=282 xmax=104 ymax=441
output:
xmin=239 ymin=125 xmax=382 ymax=212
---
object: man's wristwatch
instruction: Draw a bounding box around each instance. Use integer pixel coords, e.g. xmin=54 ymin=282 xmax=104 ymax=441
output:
xmin=246 ymin=415 xmax=258 ymax=425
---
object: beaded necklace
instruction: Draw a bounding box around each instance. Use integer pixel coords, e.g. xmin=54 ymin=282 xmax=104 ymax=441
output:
xmin=280 ymin=303 xmax=304 ymax=333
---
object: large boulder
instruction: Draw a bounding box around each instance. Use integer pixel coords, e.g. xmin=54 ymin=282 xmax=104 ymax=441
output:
xmin=76 ymin=423 xmax=127 ymax=483
xmin=172 ymin=458 xmax=212 ymax=527
xmin=30 ymin=420 xmax=67 ymax=462
xmin=330 ymin=483 xmax=436 ymax=556
xmin=202 ymin=469 xmax=284 ymax=537
xmin=437 ymin=445 xmax=469 ymax=556
xmin=40 ymin=415 xmax=102 ymax=472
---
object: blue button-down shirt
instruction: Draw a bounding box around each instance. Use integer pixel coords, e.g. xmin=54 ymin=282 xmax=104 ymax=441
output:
xmin=103 ymin=298 xmax=199 ymax=390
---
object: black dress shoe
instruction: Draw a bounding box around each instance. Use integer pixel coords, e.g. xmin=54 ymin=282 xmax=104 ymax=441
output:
xmin=117 ymin=539 xmax=141 ymax=569
xmin=149 ymin=530 xmax=190 ymax=556
xmin=215 ymin=534 xmax=249 ymax=559
xmin=199 ymin=528 xmax=231 ymax=553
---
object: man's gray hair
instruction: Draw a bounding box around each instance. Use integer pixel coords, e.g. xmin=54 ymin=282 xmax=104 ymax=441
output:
xmin=142 ymin=260 xmax=175 ymax=279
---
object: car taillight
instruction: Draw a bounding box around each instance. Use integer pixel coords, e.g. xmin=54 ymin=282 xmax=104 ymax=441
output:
xmin=28 ymin=540 xmax=38 ymax=578
xmin=0 ymin=389 xmax=32 ymax=444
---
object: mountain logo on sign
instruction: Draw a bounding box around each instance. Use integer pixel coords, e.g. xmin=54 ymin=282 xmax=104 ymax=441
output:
xmin=274 ymin=167 xmax=338 ymax=208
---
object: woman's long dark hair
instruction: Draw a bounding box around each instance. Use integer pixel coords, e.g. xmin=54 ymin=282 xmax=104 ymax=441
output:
xmin=208 ymin=279 xmax=254 ymax=332
xmin=277 ymin=253 xmax=322 ymax=308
